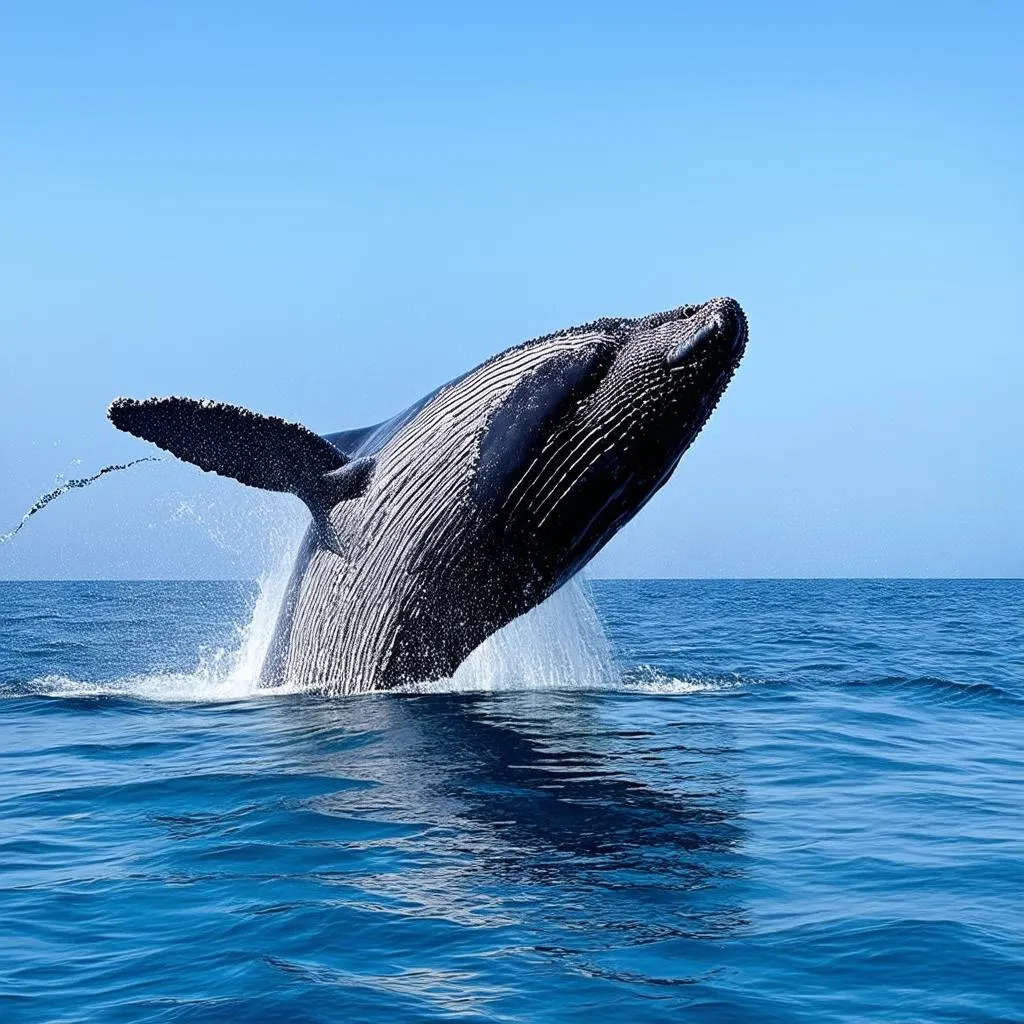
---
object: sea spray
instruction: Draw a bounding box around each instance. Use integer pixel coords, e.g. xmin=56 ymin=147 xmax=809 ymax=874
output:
xmin=415 ymin=576 xmax=619 ymax=693
xmin=18 ymin=572 xmax=620 ymax=702
xmin=133 ymin=502 xmax=309 ymax=701
xmin=3 ymin=465 xmax=701 ymax=699
xmin=130 ymin=485 xmax=622 ymax=697
xmin=188 ymin=569 xmax=621 ymax=697
xmin=1 ymin=458 xmax=161 ymax=544
xmin=8 ymin=462 xmax=623 ymax=698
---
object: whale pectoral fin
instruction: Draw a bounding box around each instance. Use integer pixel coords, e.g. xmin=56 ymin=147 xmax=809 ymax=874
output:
xmin=108 ymin=397 xmax=369 ymax=513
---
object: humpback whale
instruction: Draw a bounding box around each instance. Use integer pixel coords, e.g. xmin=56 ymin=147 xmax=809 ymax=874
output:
xmin=110 ymin=297 xmax=747 ymax=693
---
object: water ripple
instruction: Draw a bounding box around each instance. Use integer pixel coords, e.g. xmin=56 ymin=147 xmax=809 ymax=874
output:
xmin=0 ymin=580 xmax=1021 ymax=1022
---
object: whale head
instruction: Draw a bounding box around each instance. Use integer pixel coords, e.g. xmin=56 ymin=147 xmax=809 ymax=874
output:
xmin=475 ymin=296 xmax=747 ymax=592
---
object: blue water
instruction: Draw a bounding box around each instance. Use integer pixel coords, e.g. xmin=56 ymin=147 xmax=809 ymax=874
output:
xmin=1 ymin=579 xmax=1022 ymax=1023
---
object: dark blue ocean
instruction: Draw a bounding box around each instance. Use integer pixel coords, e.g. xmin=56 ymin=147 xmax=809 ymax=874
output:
xmin=1 ymin=579 xmax=1021 ymax=1023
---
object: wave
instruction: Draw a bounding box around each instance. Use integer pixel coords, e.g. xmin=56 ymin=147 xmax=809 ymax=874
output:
xmin=841 ymin=674 xmax=1021 ymax=707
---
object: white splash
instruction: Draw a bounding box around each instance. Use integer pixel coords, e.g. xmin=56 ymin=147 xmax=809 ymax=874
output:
xmin=18 ymin=558 xmax=748 ymax=703
xmin=614 ymin=666 xmax=748 ymax=696
xmin=406 ymin=577 xmax=619 ymax=694
xmin=21 ymin=575 xmax=622 ymax=706
xmin=23 ymin=527 xmax=305 ymax=703
xmin=15 ymin=485 xmax=732 ymax=702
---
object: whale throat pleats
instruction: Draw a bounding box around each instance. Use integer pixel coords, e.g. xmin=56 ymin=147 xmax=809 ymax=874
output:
xmin=107 ymin=396 xmax=375 ymax=515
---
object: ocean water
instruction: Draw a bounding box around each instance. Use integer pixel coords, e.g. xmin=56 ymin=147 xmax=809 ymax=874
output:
xmin=1 ymin=578 xmax=1021 ymax=1023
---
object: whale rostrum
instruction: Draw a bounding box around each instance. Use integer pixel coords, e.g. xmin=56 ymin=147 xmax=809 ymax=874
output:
xmin=109 ymin=297 xmax=748 ymax=693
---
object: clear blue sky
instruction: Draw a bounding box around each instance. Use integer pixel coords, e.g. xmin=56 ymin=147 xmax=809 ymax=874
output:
xmin=2 ymin=1 xmax=1021 ymax=579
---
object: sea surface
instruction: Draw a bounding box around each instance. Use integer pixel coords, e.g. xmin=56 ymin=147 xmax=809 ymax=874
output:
xmin=1 ymin=578 xmax=1021 ymax=1023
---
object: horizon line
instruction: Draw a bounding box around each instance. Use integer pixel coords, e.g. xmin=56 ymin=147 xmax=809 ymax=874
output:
xmin=1 ymin=576 xmax=1021 ymax=584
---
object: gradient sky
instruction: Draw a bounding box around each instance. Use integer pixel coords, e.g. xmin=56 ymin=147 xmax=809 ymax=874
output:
xmin=2 ymin=1 xmax=1021 ymax=579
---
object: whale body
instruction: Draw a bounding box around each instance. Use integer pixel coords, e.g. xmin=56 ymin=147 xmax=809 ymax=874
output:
xmin=110 ymin=297 xmax=747 ymax=693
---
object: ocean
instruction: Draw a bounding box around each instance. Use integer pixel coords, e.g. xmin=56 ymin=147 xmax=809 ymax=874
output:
xmin=1 ymin=578 xmax=1021 ymax=1023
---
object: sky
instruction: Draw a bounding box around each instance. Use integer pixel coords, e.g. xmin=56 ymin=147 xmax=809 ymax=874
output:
xmin=1 ymin=1 xmax=1021 ymax=579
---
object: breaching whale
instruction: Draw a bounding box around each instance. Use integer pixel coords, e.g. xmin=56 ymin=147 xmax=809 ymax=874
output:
xmin=110 ymin=297 xmax=747 ymax=693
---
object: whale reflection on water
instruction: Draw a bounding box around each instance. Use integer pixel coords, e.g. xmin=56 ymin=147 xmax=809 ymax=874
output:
xmin=270 ymin=689 xmax=748 ymax=987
